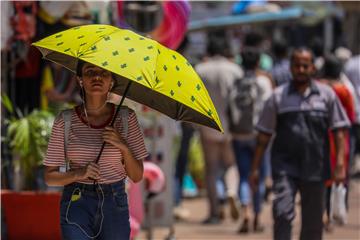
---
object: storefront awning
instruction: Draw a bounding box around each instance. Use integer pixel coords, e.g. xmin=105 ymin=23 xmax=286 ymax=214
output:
xmin=188 ymin=7 xmax=315 ymax=32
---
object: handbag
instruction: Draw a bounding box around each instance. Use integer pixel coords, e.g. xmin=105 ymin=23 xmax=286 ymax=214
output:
xmin=330 ymin=183 xmax=347 ymax=225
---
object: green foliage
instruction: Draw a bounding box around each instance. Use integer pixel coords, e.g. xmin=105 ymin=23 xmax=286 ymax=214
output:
xmin=2 ymin=94 xmax=54 ymax=189
xmin=1 ymin=93 xmax=14 ymax=114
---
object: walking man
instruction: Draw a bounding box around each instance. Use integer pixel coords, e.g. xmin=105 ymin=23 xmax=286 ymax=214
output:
xmin=195 ymin=34 xmax=242 ymax=224
xmin=249 ymin=48 xmax=349 ymax=240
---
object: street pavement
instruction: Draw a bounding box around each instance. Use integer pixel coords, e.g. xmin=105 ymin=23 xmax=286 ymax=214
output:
xmin=139 ymin=179 xmax=360 ymax=240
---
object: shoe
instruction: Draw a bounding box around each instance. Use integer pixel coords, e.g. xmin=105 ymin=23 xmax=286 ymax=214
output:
xmin=228 ymin=196 xmax=240 ymax=221
xmin=253 ymin=222 xmax=265 ymax=233
xmin=173 ymin=205 xmax=190 ymax=220
xmin=202 ymin=216 xmax=221 ymax=225
xmin=219 ymin=207 xmax=225 ymax=220
xmin=323 ymin=214 xmax=334 ymax=232
xmin=253 ymin=216 xmax=265 ymax=233
xmin=324 ymin=221 xmax=334 ymax=233
xmin=264 ymin=186 xmax=272 ymax=202
xmin=238 ymin=218 xmax=250 ymax=234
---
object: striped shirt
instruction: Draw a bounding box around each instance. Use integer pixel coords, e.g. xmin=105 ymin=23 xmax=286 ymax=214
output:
xmin=44 ymin=105 xmax=148 ymax=184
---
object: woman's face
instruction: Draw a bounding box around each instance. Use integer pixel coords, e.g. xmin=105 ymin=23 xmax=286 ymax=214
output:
xmin=80 ymin=63 xmax=113 ymax=96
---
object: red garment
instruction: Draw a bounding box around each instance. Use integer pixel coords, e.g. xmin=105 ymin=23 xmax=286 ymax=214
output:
xmin=12 ymin=1 xmax=41 ymax=78
xmin=326 ymin=83 xmax=354 ymax=185
xmin=332 ymin=83 xmax=356 ymax=123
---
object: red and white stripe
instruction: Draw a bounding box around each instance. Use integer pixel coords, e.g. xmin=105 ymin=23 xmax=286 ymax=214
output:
xmin=44 ymin=106 xmax=148 ymax=184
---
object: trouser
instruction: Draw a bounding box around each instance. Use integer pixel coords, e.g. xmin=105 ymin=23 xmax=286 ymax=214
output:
xmin=174 ymin=123 xmax=195 ymax=206
xmin=325 ymin=186 xmax=331 ymax=217
xmin=232 ymin=139 xmax=265 ymax=214
xmin=272 ymin=174 xmax=324 ymax=240
xmin=354 ymin=124 xmax=360 ymax=154
xmin=264 ymin=142 xmax=272 ymax=179
xmin=200 ymin=136 xmax=235 ymax=217
xmin=60 ymin=180 xmax=130 ymax=240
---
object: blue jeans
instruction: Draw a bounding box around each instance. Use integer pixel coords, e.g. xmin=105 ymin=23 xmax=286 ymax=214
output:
xmin=60 ymin=180 xmax=130 ymax=240
xmin=232 ymin=139 xmax=265 ymax=214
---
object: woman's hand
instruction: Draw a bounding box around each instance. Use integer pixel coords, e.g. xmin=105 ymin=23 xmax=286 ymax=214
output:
xmin=103 ymin=126 xmax=128 ymax=153
xmin=103 ymin=126 xmax=143 ymax=182
xmin=76 ymin=162 xmax=100 ymax=181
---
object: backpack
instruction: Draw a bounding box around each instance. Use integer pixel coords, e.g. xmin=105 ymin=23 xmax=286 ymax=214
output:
xmin=60 ymin=106 xmax=129 ymax=172
xmin=228 ymin=71 xmax=259 ymax=134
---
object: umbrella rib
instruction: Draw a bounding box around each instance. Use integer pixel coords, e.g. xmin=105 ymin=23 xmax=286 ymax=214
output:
xmin=152 ymin=41 xmax=161 ymax=86
xmin=78 ymin=28 xmax=119 ymax=58
xmin=142 ymin=72 xmax=153 ymax=89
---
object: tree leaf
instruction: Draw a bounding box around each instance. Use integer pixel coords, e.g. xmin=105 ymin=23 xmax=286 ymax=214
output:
xmin=4 ymin=107 xmax=55 ymax=190
xmin=1 ymin=93 xmax=14 ymax=114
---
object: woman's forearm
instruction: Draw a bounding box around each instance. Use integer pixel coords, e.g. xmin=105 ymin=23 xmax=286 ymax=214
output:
xmin=44 ymin=167 xmax=80 ymax=186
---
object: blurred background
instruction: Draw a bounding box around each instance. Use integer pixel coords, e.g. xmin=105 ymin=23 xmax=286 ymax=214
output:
xmin=1 ymin=1 xmax=360 ymax=240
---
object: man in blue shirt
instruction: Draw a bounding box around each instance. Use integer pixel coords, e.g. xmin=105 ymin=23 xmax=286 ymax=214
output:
xmin=271 ymin=39 xmax=292 ymax=86
xmin=249 ymin=48 xmax=349 ymax=240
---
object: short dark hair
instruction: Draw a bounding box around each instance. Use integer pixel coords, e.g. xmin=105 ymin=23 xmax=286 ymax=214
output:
xmin=322 ymin=54 xmax=342 ymax=79
xmin=241 ymin=47 xmax=260 ymax=70
xmin=290 ymin=47 xmax=315 ymax=64
xmin=310 ymin=37 xmax=324 ymax=57
xmin=206 ymin=30 xmax=228 ymax=57
xmin=207 ymin=37 xmax=227 ymax=57
xmin=244 ymin=31 xmax=263 ymax=47
xmin=272 ymin=39 xmax=288 ymax=58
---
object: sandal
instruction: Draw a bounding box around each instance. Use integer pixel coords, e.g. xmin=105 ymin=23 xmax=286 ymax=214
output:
xmin=238 ymin=219 xmax=250 ymax=234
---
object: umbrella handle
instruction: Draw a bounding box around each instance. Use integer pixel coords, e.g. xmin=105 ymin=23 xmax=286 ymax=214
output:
xmin=93 ymin=81 xmax=132 ymax=186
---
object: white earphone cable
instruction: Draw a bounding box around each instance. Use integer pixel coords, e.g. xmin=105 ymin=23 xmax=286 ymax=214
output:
xmin=65 ymin=184 xmax=105 ymax=239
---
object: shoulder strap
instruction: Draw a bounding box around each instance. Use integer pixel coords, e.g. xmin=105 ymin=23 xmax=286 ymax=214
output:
xmin=62 ymin=109 xmax=72 ymax=172
xmin=119 ymin=106 xmax=129 ymax=141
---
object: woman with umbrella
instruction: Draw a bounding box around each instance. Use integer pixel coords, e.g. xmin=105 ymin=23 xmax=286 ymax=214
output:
xmin=34 ymin=24 xmax=224 ymax=239
xmin=43 ymin=60 xmax=148 ymax=239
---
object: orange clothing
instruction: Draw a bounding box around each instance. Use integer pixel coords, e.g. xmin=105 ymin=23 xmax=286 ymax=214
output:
xmin=326 ymin=83 xmax=354 ymax=185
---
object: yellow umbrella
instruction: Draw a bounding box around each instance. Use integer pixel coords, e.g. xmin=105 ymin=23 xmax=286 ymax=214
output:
xmin=32 ymin=24 xmax=222 ymax=132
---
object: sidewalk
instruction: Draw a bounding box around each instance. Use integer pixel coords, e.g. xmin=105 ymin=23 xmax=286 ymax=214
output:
xmin=139 ymin=179 xmax=360 ymax=240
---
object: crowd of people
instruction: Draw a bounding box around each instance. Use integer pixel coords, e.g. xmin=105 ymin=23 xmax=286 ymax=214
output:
xmin=36 ymin=28 xmax=360 ymax=240
xmin=173 ymin=31 xmax=360 ymax=240
xmin=3 ymin=2 xmax=359 ymax=240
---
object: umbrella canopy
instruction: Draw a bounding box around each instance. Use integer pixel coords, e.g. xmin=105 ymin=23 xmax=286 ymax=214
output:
xmin=32 ymin=24 xmax=222 ymax=132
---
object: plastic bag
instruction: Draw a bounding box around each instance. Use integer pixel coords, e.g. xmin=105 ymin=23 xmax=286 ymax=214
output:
xmin=330 ymin=183 xmax=347 ymax=225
